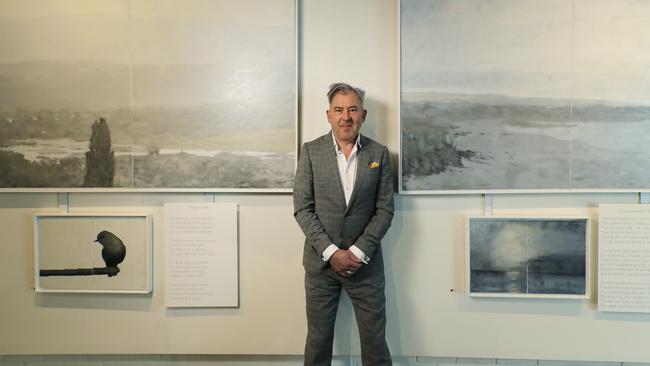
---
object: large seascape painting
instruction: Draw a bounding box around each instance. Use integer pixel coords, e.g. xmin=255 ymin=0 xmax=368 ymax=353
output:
xmin=0 ymin=0 xmax=295 ymax=190
xmin=400 ymin=0 xmax=650 ymax=192
xmin=467 ymin=217 xmax=589 ymax=298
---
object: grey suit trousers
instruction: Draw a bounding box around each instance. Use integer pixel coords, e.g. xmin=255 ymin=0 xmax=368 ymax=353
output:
xmin=304 ymin=254 xmax=391 ymax=366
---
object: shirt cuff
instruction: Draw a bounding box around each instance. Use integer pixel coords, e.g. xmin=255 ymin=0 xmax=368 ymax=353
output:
xmin=322 ymin=244 xmax=339 ymax=262
xmin=350 ymin=245 xmax=370 ymax=264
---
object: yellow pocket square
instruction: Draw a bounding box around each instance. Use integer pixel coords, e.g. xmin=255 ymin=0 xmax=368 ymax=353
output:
xmin=368 ymin=161 xmax=380 ymax=169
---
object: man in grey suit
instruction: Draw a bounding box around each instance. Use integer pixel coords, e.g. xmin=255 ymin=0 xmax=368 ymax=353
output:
xmin=294 ymin=82 xmax=394 ymax=366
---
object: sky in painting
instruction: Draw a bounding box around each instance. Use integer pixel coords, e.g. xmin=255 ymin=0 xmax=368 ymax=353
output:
xmin=401 ymin=0 xmax=650 ymax=104
xmin=470 ymin=219 xmax=586 ymax=271
xmin=0 ymin=0 xmax=293 ymax=65
xmin=0 ymin=0 xmax=295 ymax=109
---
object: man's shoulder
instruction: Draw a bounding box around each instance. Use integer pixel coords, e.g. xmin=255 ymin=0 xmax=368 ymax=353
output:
xmin=302 ymin=132 xmax=332 ymax=150
xmin=360 ymin=134 xmax=388 ymax=152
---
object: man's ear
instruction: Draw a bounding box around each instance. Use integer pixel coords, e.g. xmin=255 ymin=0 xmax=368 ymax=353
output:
xmin=362 ymin=109 xmax=368 ymax=120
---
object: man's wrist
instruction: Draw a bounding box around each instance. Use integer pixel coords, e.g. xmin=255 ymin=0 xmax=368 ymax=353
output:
xmin=322 ymin=244 xmax=339 ymax=262
xmin=349 ymin=245 xmax=370 ymax=264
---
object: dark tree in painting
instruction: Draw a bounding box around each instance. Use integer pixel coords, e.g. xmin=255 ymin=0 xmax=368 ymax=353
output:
xmin=84 ymin=117 xmax=114 ymax=187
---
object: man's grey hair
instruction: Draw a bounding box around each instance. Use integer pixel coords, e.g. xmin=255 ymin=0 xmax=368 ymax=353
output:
xmin=327 ymin=82 xmax=365 ymax=105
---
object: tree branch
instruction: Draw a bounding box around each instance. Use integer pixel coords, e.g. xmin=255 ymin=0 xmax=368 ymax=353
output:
xmin=39 ymin=267 xmax=120 ymax=277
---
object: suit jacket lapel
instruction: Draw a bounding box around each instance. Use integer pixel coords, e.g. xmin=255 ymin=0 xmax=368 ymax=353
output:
xmin=346 ymin=135 xmax=370 ymax=213
xmin=319 ymin=133 xmax=347 ymax=208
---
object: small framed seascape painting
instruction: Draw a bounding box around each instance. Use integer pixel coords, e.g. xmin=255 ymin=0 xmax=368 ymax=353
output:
xmin=466 ymin=216 xmax=590 ymax=299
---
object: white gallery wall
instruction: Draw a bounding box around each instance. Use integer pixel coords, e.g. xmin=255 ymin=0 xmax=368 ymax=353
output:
xmin=2 ymin=0 xmax=650 ymax=362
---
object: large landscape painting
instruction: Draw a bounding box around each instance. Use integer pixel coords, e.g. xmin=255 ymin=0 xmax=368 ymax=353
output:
xmin=0 ymin=0 xmax=295 ymax=190
xmin=400 ymin=0 xmax=650 ymax=192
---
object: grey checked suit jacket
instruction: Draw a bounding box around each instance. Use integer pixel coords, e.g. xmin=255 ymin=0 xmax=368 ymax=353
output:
xmin=293 ymin=132 xmax=395 ymax=274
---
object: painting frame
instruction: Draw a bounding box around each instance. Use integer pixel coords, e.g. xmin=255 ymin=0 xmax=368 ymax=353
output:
xmin=398 ymin=0 xmax=650 ymax=194
xmin=465 ymin=216 xmax=591 ymax=299
xmin=34 ymin=213 xmax=153 ymax=294
xmin=0 ymin=0 xmax=298 ymax=193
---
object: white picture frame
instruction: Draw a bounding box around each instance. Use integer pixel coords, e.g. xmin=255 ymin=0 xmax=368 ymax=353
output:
xmin=466 ymin=216 xmax=590 ymax=299
xmin=34 ymin=213 xmax=153 ymax=294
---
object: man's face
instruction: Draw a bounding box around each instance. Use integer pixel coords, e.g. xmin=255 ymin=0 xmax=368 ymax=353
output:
xmin=326 ymin=91 xmax=367 ymax=144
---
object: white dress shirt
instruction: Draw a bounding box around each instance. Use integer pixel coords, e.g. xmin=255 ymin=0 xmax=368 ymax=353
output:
xmin=321 ymin=132 xmax=369 ymax=264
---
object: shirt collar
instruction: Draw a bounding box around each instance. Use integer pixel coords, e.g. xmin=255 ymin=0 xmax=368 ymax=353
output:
xmin=331 ymin=131 xmax=362 ymax=152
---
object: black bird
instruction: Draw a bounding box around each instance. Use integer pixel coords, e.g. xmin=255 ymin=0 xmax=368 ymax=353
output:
xmin=94 ymin=230 xmax=126 ymax=277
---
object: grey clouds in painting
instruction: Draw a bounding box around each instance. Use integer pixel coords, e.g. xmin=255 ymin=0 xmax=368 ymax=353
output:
xmin=0 ymin=0 xmax=295 ymax=190
xmin=400 ymin=0 xmax=650 ymax=192
xmin=468 ymin=218 xmax=587 ymax=296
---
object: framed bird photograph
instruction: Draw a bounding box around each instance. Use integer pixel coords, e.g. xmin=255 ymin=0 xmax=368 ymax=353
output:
xmin=33 ymin=213 xmax=153 ymax=293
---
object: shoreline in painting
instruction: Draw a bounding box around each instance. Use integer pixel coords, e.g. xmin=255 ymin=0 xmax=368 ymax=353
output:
xmin=401 ymin=91 xmax=650 ymax=191
xmin=0 ymin=149 xmax=294 ymax=189
xmin=0 ymin=104 xmax=295 ymax=188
